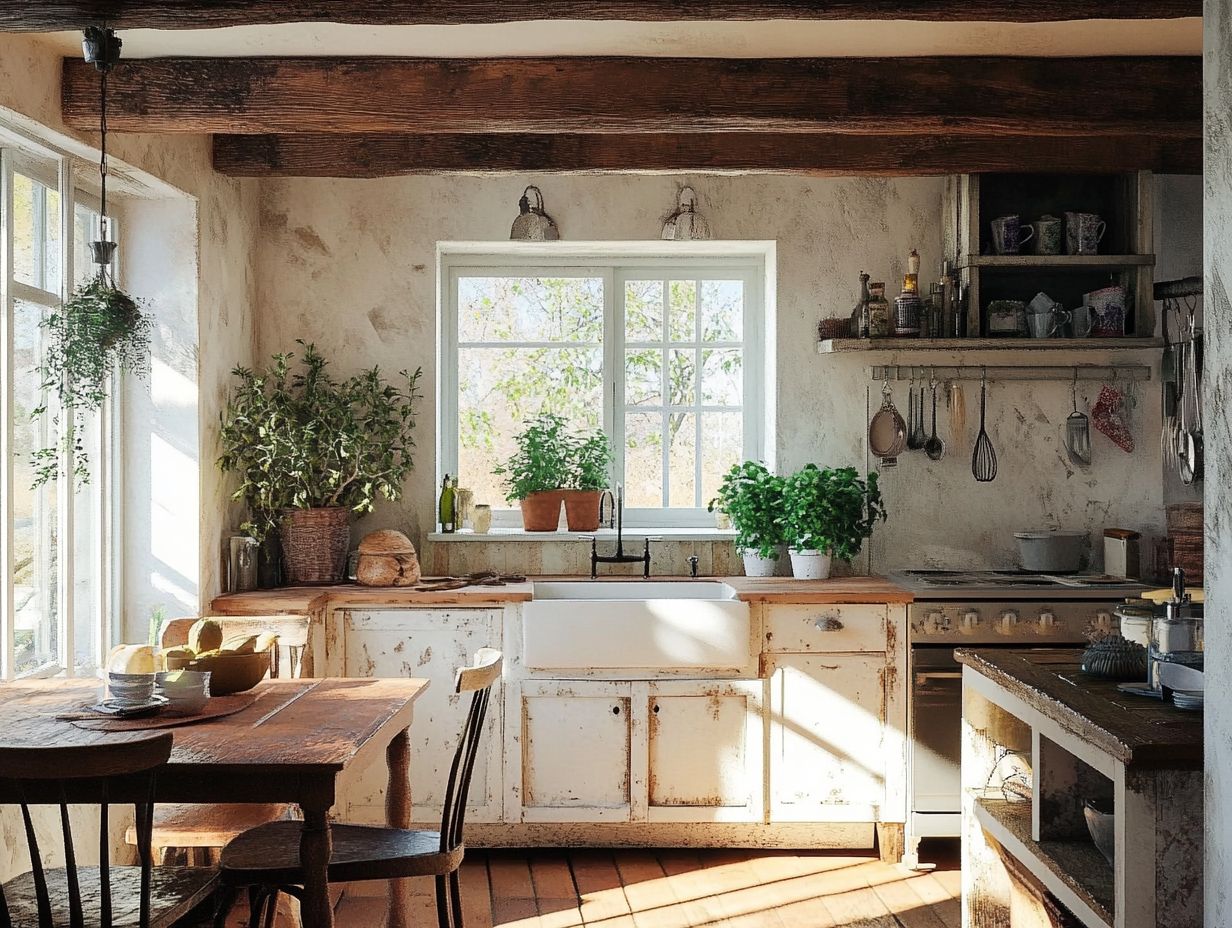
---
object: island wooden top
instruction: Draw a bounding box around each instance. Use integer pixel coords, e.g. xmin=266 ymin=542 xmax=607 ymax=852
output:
xmin=210 ymin=575 xmax=913 ymax=614
xmin=957 ymin=648 xmax=1203 ymax=769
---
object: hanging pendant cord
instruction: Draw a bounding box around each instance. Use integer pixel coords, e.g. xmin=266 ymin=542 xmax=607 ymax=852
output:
xmin=99 ymin=65 xmax=108 ymax=222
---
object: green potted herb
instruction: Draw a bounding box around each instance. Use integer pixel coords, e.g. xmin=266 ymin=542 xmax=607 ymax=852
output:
xmin=562 ymin=428 xmax=613 ymax=532
xmin=494 ymin=413 xmax=573 ymax=531
xmin=782 ymin=464 xmax=886 ymax=579
xmin=218 ymin=342 xmax=422 ymax=584
xmin=708 ymin=460 xmax=786 ymax=577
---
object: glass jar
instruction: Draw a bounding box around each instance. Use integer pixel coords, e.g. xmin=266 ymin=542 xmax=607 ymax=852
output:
xmin=867 ymin=283 xmax=892 ymax=338
xmin=894 ymin=276 xmax=923 ymax=337
xmin=1149 ymin=608 xmax=1204 ymax=689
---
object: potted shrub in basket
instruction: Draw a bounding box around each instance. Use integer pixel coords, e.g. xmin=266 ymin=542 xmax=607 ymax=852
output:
xmin=563 ymin=428 xmax=613 ymax=532
xmin=782 ymin=464 xmax=886 ymax=579
xmin=494 ymin=414 xmax=572 ymax=531
xmin=218 ymin=342 xmax=423 ymax=585
xmin=708 ymin=461 xmax=786 ymax=577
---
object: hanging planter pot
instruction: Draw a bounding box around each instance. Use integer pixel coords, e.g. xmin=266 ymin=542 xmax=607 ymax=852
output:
xmin=510 ymin=185 xmax=560 ymax=241
xmin=661 ymin=186 xmax=712 ymax=241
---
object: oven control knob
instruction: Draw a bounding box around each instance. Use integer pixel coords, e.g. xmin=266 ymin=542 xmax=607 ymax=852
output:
xmin=1087 ymin=611 xmax=1114 ymax=639
xmin=1038 ymin=611 xmax=1057 ymax=633
xmin=924 ymin=610 xmax=948 ymax=634
xmin=998 ymin=610 xmax=1019 ymax=634
xmin=962 ymin=611 xmax=981 ymax=632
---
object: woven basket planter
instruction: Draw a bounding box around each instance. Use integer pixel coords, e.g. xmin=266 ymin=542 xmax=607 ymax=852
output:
xmin=279 ymin=506 xmax=351 ymax=585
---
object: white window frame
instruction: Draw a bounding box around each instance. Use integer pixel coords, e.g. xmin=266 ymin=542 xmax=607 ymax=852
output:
xmin=1 ymin=127 xmax=117 ymax=681
xmin=439 ymin=242 xmax=772 ymax=529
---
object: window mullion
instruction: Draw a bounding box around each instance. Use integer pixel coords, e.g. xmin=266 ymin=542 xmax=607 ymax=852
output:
xmin=0 ymin=150 xmax=15 ymax=680
xmin=694 ymin=280 xmax=703 ymax=509
xmin=605 ymin=267 xmax=619 ymax=493
xmin=56 ymin=157 xmax=74 ymax=677
xmin=659 ymin=278 xmax=669 ymax=509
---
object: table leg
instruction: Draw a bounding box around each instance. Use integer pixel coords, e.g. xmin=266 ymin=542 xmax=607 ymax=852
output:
xmin=386 ymin=727 xmax=412 ymax=928
xmin=299 ymin=802 xmax=334 ymax=928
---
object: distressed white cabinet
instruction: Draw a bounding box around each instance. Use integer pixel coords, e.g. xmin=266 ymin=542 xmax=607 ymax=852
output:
xmin=339 ymin=608 xmax=503 ymax=825
xmin=767 ymin=651 xmax=888 ymax=823
xmin=646 ymin=680 xmax=764 ymax=823
xmin=515 ymin=681 xmax=633 ymax=822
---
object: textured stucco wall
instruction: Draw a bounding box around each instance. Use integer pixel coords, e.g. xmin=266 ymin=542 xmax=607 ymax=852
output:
xmin=256 ymin=174 xmax=1193 ymax=572
xmin=1204 ymin=1 xmax=1231 ymax=922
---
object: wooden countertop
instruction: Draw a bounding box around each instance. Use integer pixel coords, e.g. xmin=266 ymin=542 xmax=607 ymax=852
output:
xmin=957 ymin=648 xmax=1203 ymax=769
xmin=210 ymin=575 xmax=913 ymax=614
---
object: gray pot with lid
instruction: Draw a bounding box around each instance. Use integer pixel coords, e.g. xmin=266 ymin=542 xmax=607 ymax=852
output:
xmin=1013 ymin=529 xmax=1089 ymax=573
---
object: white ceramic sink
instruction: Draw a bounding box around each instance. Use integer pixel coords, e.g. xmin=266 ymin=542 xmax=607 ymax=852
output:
xmin=523 ymin=581 xmax=751 ymax=670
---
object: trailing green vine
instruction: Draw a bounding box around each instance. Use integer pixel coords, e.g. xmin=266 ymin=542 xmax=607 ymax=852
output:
xmin=31 ymin=272 xmax=152 ymax=486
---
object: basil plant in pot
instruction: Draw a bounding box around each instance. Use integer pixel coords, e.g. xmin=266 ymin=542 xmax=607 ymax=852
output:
xmin=782 ymin=464 xmax=886 ymax=579
xmin=494 ymin=413 xmax=573 ymax=531
xmin=709 ymin=461 xmax=786 ymax=577
xmin=564 ymin=428 xmax=613 ymax=532
xmin=218 ymin=342 xmax=423 ymax=585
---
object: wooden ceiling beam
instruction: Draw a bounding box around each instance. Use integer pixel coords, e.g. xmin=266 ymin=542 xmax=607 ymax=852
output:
xmin=62 ymin=56 xmax=1201 ymax=138
xmin=0 ymin=2 xmax=1201 ymax=30
xmin=213 ymin=132 xmax=1201 ymax=177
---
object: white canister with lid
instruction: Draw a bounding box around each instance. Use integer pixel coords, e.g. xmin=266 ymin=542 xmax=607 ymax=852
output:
xmin=1103 ymin=528 xmax=1140 ymax=579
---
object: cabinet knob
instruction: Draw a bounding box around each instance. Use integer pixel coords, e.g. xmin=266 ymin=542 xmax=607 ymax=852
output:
xmin=652 ymin=703 xmax=660 ymax=714
xmin=612 ymin=705 xmax=621 ymax=715
xmin=814 ymin=616 xmax=844 ymax=632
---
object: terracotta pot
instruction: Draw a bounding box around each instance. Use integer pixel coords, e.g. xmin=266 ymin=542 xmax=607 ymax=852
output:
xmin=279 ymin=506 xmax=351 ymax=585
xmin=520 ymin=490 xmax=565 ymax=532
xmin=564 ymin=489 xmax=603 ymax=532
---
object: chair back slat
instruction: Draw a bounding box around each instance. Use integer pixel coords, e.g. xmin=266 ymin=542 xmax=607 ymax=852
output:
xmin=159 ymin=615 xmax=312 ymax=679
xmin=438 ymin=649 xmax=502 ymax=852
xmin=0 ymin=733 xmax=171 ymax=928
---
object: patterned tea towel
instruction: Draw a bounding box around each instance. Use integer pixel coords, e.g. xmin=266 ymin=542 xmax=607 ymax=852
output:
xmin=1091 ymin=385 xmax=1134 ymax=453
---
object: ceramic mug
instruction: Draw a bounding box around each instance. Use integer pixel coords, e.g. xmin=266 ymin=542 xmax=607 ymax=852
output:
xmin=990 ymin=215 xmax=1034 ymax=255
xmin=1084 ymin=286 xmax=1126 ymax=337
xmin=1065 ymin=211 xmax=1107 ymax=256
xmin=1027 ymin=306 xmax=1071 ymax=338
xmin=1032 ymin=216 xmax=1064 ymax=255
xmin=1071 ymin=304 xmax=1095 ymax=338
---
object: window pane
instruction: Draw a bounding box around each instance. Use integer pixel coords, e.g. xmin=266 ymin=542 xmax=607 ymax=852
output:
xmin=457 ymin=345 xmax=602 ymax=507
xmin=457 ymin=276 xmax=603 ymax=343
xmin=12 ymin=299 xmax=59 ymax=676
xmin=701 ymin=279 xmax=744 ymax=341
xmin=667 ymin=412 xmax=697 ymax=508
xmin=667 ymin=349 xmax=696 ymax=407
xmin=74 ymin=412 xmax=103 ymax=672
xmin=624 ymin=280 xmax=663 ymax=342
xmin=12 ymin=172 xmax=61 ymax=293
xmin=668 ymin=280 xmax=697 ymax=342
xmin=701 ymin=348 xmax=743 ymax=406
xmin=74 ymin=203 xmax=100 ymax=289
xmin=624 ymin=412 xmax=663 ymax=509
xmin=625 ymin=349 xmax=662 ymax=407
xmin=701 ymin=411 xmax=743 ymax=506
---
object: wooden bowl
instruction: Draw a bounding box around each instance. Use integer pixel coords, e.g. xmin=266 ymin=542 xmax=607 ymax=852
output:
xmin=165 ymin=651 xmax=270 ymax=695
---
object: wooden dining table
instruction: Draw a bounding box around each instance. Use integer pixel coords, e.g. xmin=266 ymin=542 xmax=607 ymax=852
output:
xmin=0 ymin=676 xmax=430 ymax=928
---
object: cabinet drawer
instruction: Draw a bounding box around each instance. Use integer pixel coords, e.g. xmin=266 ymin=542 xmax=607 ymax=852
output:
xmin=763 ymin=604 xmax=887 ymax=653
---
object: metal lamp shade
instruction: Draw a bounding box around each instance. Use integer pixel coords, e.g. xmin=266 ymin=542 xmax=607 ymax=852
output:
xmin=661 ymin=186 xmax=712 ymax=241
xmin=510 ymin=185 xmax=560 ymax=241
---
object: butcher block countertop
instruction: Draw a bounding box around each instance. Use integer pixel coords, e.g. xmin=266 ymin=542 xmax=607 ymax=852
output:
xmin=210 ymin=575 xmax=913 ymax=614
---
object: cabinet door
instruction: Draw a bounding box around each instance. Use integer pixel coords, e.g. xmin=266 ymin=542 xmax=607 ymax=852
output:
xmin=517 ymin=681 xmax=632 ymax=822
xmin=645 ymin=681 xmax=764 ymax=823
xmin=769 ymin=652 xmax=886 ymax=822
xmin=341 ymin=609 xmax=503 ymax=825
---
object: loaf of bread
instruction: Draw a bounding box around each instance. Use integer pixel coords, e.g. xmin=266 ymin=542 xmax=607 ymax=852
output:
xmin=356 ymin=530 xmax=421 ymax=586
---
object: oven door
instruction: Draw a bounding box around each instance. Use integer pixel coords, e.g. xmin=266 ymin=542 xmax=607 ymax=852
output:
xmin=911 ymin=646 xmax=964 ymax=832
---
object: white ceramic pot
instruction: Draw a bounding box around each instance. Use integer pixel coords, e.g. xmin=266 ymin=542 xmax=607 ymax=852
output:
xmin=741 ymin=550 xmax=778 ymax=577
xmin=789 ymin=549 xmax=833 ymax=580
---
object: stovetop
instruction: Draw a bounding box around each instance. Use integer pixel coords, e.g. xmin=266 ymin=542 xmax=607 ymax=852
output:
xmin=890 ymin=568 xmax=1148 ymax=600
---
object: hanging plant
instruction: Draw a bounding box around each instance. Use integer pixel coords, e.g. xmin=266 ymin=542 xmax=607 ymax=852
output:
xmin=31 ymin=272 xmax=152 ymax=486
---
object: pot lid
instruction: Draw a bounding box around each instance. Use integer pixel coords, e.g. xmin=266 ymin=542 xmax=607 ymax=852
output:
xmin=1013 ymin=530 xmax=1088 ymax=540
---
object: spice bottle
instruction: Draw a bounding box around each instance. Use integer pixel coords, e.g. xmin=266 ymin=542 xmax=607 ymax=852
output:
xmin=867 ymin=282 xmax=892 ymax=337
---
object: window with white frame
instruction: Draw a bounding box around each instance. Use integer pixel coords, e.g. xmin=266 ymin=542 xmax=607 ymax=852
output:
xmin=2 ymin=141 xmax=114 ymax=679
xmin=441 ymin=249 xmax=767 ymax=528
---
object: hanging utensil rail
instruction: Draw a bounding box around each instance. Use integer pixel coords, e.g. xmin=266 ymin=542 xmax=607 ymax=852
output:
xmin=869 ymin=364 xmax=1150 ymax=383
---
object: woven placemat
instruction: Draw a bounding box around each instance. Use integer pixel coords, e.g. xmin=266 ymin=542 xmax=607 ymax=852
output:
xmin=62 ymin=693 xmax=260 ymax=732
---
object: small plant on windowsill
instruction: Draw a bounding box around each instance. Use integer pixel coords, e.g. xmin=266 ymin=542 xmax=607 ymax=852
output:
xmin=782 ymin=464 xmax=886 ymax=580
xmin=708 ymin=460 xmax=786 ymax=577
xmin=494 ymin=413 xmax=573 ymax=532
xmin=563 ymin=428 xmax=613 ymax=532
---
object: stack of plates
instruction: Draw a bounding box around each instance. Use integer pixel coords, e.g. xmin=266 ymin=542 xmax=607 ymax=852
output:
xmin=1172 ymin=690 xmax=1205 ymax=711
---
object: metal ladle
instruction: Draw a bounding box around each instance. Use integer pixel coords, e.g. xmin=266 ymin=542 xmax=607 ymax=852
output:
xmin=924 ymin=376 xmax=946 ymax=461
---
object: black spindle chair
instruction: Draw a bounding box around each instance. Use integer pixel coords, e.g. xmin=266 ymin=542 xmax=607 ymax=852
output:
xmin=214 ymin=648 xmax=503 ymax=928
xmin=0 ymin=731 xmax=219 ymax=928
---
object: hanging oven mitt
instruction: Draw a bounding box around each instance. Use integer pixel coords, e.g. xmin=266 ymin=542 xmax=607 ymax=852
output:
xmin=1091 ymin=385 xmax=1134 ymax=453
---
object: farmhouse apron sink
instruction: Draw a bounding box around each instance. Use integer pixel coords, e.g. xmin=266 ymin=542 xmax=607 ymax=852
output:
xmin=522 ymin=581 xmax=751 ymax=671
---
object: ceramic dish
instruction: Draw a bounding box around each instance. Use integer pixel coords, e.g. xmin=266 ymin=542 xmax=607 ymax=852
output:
xmin=165 ymin=650 xmax=269 ymax=695
xmin=155 ymin=670 xmax=212 ymax=716
xmin=91 ymin=694 xmax=169 ymax=718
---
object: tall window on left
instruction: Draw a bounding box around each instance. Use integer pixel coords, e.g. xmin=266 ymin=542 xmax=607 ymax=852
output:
xmin=2 ymin=147 xmax=112 ymax=679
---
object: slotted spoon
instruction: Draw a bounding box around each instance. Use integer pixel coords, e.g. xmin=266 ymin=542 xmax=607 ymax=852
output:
xmin=971 ymin=369 xmax=997 ymax=482
xmin=1066 ymin=373 xmax=1091 ymax=467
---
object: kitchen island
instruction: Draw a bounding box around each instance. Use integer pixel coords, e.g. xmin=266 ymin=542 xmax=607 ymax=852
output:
xmin=958 ymin=648 xmax=1202 ymax=928
xmin=211 ymin=576 xmax=914 ymax=857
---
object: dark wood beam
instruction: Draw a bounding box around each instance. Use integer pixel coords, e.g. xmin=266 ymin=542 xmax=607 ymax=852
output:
xmin=62 ymin=56 xmax=1201 ymax=138
xmin=213 ymin=132 xmax=1201 ymax=177
xmin=1 ymin=2 xmax=1201 ymax=30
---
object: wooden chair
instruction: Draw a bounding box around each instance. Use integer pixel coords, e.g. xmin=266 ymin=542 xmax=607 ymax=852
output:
xmin=125 ymin=614 xmax=311 ymax=865
xmin=214 ymin=648 xmax=503 ymax=928
xmin=0 ymin=732 xmax=218 ymax=928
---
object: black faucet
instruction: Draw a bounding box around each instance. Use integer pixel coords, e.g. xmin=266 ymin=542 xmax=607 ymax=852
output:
xmin=688 ymin=555 xmax=700 ymax=579
xmin=587 ymin=484 xmax=654 ymax=579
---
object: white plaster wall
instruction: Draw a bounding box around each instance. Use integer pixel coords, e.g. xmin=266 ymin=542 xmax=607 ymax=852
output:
xmin=1203 ymin=1 xmax=1231 ymax=922
xmin=255 ymin=174 xmax=1194 ymax=571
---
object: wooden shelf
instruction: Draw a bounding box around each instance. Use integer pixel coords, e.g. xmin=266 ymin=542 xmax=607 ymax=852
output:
xmin=817 ymin=337 xmax=1164 ymax=353
xmin=974 ymin=798 xmax=1113 ymax=928
xmin=964 ymin=254 xmax=1155 ymax=269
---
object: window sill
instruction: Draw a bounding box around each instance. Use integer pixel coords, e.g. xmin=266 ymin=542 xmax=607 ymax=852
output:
xmin=427 ymin=528 xmax=737 ymax=543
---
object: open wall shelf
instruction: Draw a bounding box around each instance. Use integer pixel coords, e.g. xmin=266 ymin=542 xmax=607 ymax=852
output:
xmin=817 ymin=337 xmax=1163 ymax=353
